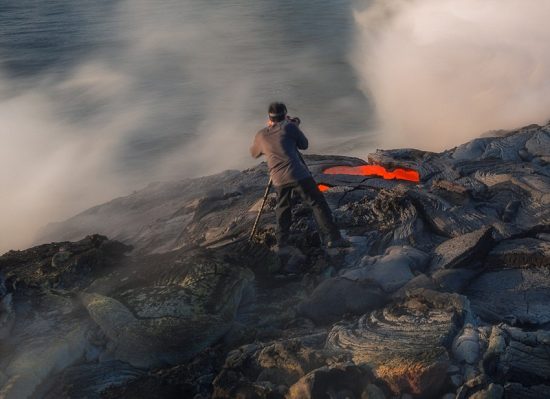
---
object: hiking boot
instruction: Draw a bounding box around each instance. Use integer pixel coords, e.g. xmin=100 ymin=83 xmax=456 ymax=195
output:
xmin=326 ymin=238 xmax=352 ymax=248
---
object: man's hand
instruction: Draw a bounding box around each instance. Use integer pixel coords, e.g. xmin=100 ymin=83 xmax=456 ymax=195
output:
xmin=287 ymin=116 xmax=301 ymax=126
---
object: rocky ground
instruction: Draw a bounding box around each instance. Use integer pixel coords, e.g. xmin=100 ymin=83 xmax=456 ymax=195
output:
xmin=1 ymin=123 xmax=549 ymax=399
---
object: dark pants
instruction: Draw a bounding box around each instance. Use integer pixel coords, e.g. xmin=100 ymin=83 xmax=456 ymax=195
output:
xmin=275 ymin=177 xmax=340 ymax=244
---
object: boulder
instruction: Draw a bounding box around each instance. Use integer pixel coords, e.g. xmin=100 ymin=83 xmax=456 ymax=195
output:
xmin=344 ymin=246 xmax=430 ymax=293
xmin=432 ymin=268 xmax=481 ymax=293
xmin=483 ymin=326 xmax=550 ymax=386
xmin=466 ymin=267 xmax=550 ymax=325
xmin=287 ymin=364 xmax=378 ymax=399
xmin=391 ymin=274 xmax=435 ymax=300
xmin=0 ymin=319 xmax=91 ymax=399
xmin=0 ymin=234 xmax=131 ymax=291
xmin=81 ymin=259 xmax=254 ymax=368
xmin=0 ymin=236 xmax=132 ymax=399
xmin=481 ymin=130 xmax=532 ymax=161
xmin=409 ymin=190 xmax=494 ymax=237
xmin=327 ymin=290 xmax=467 ymax=397
xmin=255 ymin=340 xmax=327 ymax=386
xmin=430 ymin=226 xmax=494 ymax=271
xmin=452 ymin=138 xmax=491 ymax=161
xmin=452 ymin=325 xmax=481 ymax=365
xmin=525 ymin=130 xmax=550 ymax=158
xmin=485 ymin=238 xmax=550 ymax=269
xmin=212 ymin=338 xmax=341 ymax=399
xmin=297 ymin=277 xmax=387 ymax=324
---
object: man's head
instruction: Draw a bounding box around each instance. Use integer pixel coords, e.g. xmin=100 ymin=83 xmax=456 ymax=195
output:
xmin=268 ymin=102 xmax=287 ymax=123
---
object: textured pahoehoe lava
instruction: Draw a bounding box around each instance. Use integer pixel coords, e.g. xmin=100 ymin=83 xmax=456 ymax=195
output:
xmin=327 ymin=290 xmax=466 ymax=397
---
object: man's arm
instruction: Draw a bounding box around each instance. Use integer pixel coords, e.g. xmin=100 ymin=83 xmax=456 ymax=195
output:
xmin=250 ymin=132 xmax=263 ymax=158
xmin=291 ymin=124 xmax=308 ymax=150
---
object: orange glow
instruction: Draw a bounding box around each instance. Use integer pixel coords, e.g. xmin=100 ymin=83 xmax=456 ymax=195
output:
xmin=323 ymin=164 xmax=420 ymax=182
xmin=318 ymin=184 xmax=331 ymax=192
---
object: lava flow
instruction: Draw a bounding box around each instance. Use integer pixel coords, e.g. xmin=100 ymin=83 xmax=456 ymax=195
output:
xmin=318 ymin=164 xmax=420 ymax=192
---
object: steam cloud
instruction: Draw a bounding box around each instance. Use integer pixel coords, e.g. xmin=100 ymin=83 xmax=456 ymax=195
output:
xmin=0 ymin=1 xmax=257 ymax=253
xmin=0 ymin=0 xmax=365 ymax=253
xmin=353 ymin=0 xmax=550 ymax=150
xmin=6 ymin=0 xmax=546 ymax=253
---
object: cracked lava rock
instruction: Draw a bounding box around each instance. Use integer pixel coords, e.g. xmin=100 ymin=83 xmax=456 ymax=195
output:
xmin=1 ymin=122 xmax=550 ymax=398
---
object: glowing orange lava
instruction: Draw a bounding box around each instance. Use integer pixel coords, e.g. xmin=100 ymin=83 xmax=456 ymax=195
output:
xmin=323 ymin=164 xmax=420 ymax=182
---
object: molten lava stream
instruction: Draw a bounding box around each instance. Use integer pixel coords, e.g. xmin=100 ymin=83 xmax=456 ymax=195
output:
xmin=317 ymin=164 xmax=420 ymax=191
xmin=324 ymin=164 xmax=420 ymax=182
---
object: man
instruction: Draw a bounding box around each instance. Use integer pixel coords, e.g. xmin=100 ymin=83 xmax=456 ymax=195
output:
xmin=250 ymin=102 xmax=348 ymax=248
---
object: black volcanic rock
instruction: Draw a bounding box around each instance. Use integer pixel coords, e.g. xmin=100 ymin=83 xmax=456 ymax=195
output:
xmin=297 ymin=277 xmax=387 ymax=324
xmin=1 ymin=122 xmax=550 ymax=398
xmin=430 ymin=226 xmax=495 ymax=271
xmin=466 ymin=267 xmax=550 ymax=325
xmin=0 ymin=234 xmax=131 ymax=291
xmin=327 ymin=289 xmax=467 ymax=398
xmin=481 ymin=325 xmax=550 ymax=398
xmin=79 ymin=259 xmax=254 ymax=369
xmin=485 ymin=237 xmax=550 ymax=269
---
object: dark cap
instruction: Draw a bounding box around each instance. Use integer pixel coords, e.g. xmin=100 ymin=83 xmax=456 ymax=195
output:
xmin=268 ymin=102 xmax=287 ymax=121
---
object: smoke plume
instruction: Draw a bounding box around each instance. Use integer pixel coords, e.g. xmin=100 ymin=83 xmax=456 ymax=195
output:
xmin=0 ymin=0 xmax=365 ymax=253
xmin=353 ymin=0 xmax=550 ymax=150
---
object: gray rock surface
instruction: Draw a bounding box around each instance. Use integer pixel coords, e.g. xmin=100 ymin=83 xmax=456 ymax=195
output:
xmin=430 ymin=227 xmax=494 ymax=271
xmin=1 ymin=122 xmax=549 ymax=398
xmin=452 ymin=325 xmax=481 ymax=365
xmin=466 ymin=267 xmax=550 ymax=325
xmin=41 ymin=361 xmax=146 ymax=399
xmin=485 ymin=238 xmax=550 ymax=269
xmin=327 ymin=290 xmax=467 ymax=397
xmin=297 ymin=277 xmax=387 ymax=324
xmin=81 ymin=255 xmax=254 ymax=368
xmin=344 ymin=246 xmax=429 ymax=293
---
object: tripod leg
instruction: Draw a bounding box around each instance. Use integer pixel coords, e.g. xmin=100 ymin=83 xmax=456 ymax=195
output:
xmin=249 ymin=178 xmax=273 ymax=241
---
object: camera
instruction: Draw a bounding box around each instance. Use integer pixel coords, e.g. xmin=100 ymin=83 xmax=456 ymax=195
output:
xmin=287 ymin=116 xmax=301 ymax=126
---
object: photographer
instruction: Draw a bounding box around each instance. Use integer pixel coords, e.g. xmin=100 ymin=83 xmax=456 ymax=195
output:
xmin=250 ymin=102 xmax=349 ymax=248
